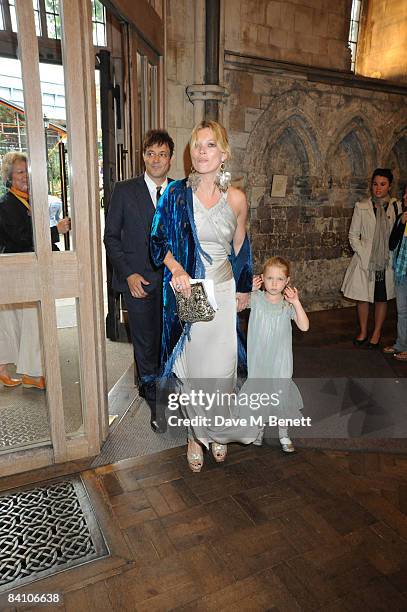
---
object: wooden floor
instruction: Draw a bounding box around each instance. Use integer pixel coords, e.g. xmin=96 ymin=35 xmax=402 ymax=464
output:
xmin=2 ymin=304 xmax=407 ymax=611
xmin=1 ymin=444 xmax=406 ymax=611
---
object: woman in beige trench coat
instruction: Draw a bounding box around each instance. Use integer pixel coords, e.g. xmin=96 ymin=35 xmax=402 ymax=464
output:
xmin=342 ymin=168 xmax=401 ymax=348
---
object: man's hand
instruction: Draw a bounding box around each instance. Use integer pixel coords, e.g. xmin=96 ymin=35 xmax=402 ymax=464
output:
xmin=127 ymin=273 xmax=150 ymax=298
xmin=236 ymin=292 xmax=249 ymax=312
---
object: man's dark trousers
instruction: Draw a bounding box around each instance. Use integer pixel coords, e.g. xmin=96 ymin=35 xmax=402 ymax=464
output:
xmin=122 ymin=281 xmax=161 ymax=404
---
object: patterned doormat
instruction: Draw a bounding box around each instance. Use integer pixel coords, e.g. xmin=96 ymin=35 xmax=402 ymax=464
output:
xmin=0 ymin=477 xmax=108 ymax=593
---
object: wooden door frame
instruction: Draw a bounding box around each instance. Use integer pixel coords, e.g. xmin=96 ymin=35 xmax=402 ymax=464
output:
xmin=0 ymin=0 xmax=167 ymax=479
xmin=0 ymin=0 xmax=107 ymax=478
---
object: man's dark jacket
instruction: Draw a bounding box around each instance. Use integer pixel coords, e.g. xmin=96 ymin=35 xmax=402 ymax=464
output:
xmin=104 ymin=175 xmax=171 ymax=292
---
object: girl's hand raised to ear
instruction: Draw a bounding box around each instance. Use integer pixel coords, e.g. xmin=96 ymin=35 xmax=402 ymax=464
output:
xmin=284 ymin=285 xmax=299 ymax=304
xmin=252 ymin=275 xmax=263 ymax=291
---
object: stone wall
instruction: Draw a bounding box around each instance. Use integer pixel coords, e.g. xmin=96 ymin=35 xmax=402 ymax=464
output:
xmin=224 ymin=0 xmax=352 ymax=71
xmin=165 ymin=0 xmax=407 ymax=310
xmin=166 ymin=0 xmax=198 ymax=177
xmin=166 ymin=0 xmax=353 ymax=179
xmin=357 ymin=0 xmax=407 ymax=83
xmin=224 ymin=61 xmax=407 ymax=309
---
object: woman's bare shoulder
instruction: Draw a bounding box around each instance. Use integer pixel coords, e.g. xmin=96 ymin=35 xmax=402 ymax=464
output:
xmin=227 ymin=186 xmax=248 ymax=211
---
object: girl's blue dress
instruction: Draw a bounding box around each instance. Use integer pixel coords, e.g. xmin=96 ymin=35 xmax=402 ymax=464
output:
xmin=242 ymin=291 xmax=303 ymax=420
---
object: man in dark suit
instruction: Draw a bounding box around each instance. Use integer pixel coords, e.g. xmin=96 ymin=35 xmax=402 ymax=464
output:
xmin=104 ymin=129 xmax=174 ymax=432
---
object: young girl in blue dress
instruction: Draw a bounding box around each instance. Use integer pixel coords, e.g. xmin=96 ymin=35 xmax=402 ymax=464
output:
xmin=247 ymin=256 xmax=309 ymax=452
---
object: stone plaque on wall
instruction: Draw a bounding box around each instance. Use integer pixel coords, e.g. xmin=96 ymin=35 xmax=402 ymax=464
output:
xmin=271 ymin=174 xmax=288 ymax=197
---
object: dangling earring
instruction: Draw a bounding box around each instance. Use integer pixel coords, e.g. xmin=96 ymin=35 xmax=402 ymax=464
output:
xmin=214 ymin=161 xmax=231 ymax=193
xmin=186 ymin=167 xmax=201 ymax=192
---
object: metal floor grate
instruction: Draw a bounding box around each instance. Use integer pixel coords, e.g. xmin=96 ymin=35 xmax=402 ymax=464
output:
xmin=0 ymin=389 xmax=83 ymax=452
xmin=0 ymin=389 xmax=49 ymax=451
xmin=0 ymin=477 xmax=108 ymax=593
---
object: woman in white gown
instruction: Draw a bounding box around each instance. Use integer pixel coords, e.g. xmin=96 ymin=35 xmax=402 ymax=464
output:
xmin=150 ymin=121 xmax=256 ymax=472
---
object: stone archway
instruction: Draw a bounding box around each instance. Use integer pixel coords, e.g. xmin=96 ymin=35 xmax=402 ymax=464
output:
xmin=243 ymin=93 xmax=322 ymax=208
xmin=327 ymin=116 xmax=376 ymax=175
xmin=324 ymin=115 xmax=377 ymax=206
xmin=334 ymin=131 xmax=367 ymax=176
xmin=269 ymin=125 xmax=310 ymax=175
xmin=232 ymin=78 xmax=406 ymax=309
xmin=264 ymin=122 xmax=312 ymax=201
xmin=385 ymin=135 xmax=407 ymax=192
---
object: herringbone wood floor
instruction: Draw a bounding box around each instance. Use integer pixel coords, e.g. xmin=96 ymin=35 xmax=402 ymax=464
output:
xmin=2 ymin=444 xmax=407 ymax=611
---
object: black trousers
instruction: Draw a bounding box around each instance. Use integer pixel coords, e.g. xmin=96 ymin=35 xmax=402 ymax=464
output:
xmin=123 ymin=285 xmax=162 ymax=412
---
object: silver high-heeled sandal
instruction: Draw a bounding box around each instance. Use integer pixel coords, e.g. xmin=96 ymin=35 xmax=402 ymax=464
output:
xmin=211 ymin=442 xmax=227 ymax=462
xmin=253 ymin=427 xmax=265 ymax=447
xmin=279 ymin=437 xmax=295 ymax=453
xmin=187 ymin=441 xmax=204 ymax=472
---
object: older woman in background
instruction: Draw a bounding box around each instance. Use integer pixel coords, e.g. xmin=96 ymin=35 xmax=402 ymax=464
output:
xmin=0 ymin=151 xmax=70 ymax=389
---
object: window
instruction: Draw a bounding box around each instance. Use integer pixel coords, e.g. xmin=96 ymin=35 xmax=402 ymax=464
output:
xmin=92 ymin=0 xmax=106 ymax=47
xmin=8 ymin=0 xmax=17 ymax=32
xmin=43 ymin=92 xmax=56 ymax=105
xmin=55 ymin=94 xmax=65 ymax=108
xmin=45 ymin=0 xmax=61 ymax=40
xmin=0 ymin=0 xmax=106 ymax=46
xmin=348 ymin=0 xmax=363 ymax=72
xmin=33 ymin=0 xmax=41 ymax=36
xmin=11 ymin=87 xmax=24 ymax=102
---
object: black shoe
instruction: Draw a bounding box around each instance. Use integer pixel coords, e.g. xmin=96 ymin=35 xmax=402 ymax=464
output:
xmin=150 ymin=416 xmax=167 ymax=433
xmin=353 ymin=337 xmax=368 ymax=346
xmin=150 ymin=417 xmax=160 ymax=432
xmin=367 ymin=341 xmax=380 ymax=350
xmin=138 ymin=384 xmax=146 ymax=399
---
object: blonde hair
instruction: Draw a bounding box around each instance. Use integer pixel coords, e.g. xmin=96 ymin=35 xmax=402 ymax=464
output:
xmin=262 ymin=256 xmax=290 ymax=278
xmin=1 ymin=151 xmax=27 ymax=185
xmin=189 ymin=120 xmax=231 ymax=161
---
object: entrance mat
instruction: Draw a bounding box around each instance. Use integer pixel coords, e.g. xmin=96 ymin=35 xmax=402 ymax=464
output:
xmin=91 ymin=396 xmax=185 ymax=467
xmin=0 ymin=477 xmax=108 ymax=593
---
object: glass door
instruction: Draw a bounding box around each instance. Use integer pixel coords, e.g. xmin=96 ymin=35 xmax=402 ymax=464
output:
xmin=0 ymin=0 xmax=107 ymax=477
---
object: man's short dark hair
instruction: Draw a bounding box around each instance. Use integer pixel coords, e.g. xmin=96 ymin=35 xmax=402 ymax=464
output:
xmin=143 ymin=129 xmax=174 ymax=158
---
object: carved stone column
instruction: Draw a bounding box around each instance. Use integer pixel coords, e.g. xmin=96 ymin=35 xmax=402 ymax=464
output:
xmin=205 ymin=0 xmax=220 ymax=119
xmin=187 ymin=0 xmax=228 ymax=123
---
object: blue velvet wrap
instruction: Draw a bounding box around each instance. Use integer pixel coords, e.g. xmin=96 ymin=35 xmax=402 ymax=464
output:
xmin=150 ymin=179 xmax=253 ymax=378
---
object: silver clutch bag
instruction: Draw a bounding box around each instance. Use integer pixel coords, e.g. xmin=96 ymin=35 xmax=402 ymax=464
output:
xmin=175 ymin=282 xmax=215 ymax=323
